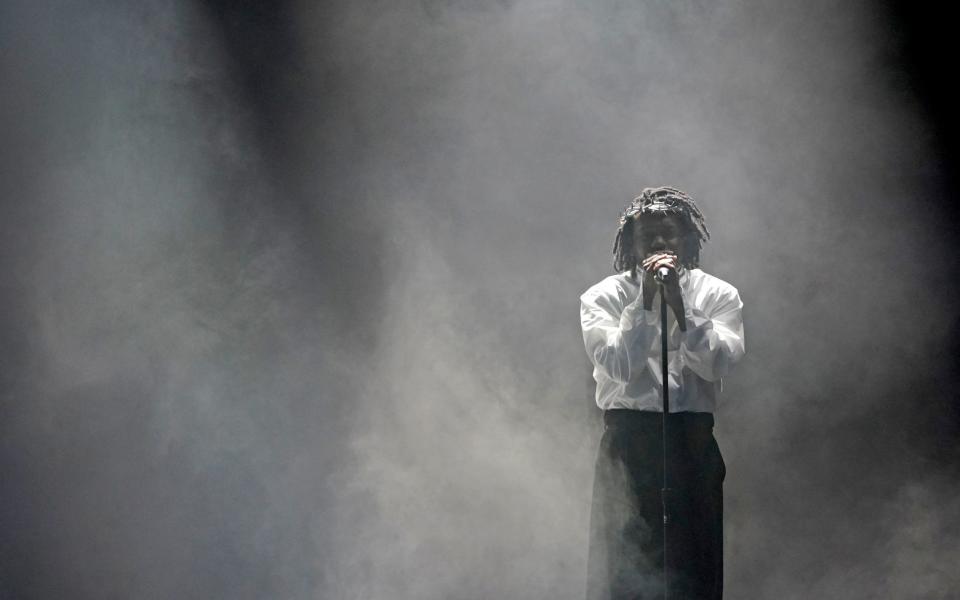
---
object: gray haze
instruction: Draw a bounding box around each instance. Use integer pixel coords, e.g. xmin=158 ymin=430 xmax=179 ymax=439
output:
xmin=1 ymin=1 xmax=957 ymax=599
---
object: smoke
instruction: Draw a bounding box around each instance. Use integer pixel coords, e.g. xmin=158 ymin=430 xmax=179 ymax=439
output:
xmin=1 ymin=0 xmax=957 ymax=598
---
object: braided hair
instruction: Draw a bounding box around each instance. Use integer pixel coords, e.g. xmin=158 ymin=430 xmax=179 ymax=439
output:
xmin=612 ymin=186 xmax=711 ymax=279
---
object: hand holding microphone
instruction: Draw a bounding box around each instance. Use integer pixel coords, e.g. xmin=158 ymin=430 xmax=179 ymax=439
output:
xmin=642 ymin=252 xmax=679 ymax=284
xmin=640 ymin=252 xmax=686 ymax=330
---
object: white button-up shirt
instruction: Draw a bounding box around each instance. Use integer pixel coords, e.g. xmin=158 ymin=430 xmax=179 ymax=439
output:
xmin=579 ymin=268 xmax=745 ymax=413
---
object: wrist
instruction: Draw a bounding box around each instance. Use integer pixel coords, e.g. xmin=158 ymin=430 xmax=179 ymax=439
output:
xmin=642 ymin=275 xmax=657 ymax=310
xmin=670 ymin=297 xmax=687 ymax=331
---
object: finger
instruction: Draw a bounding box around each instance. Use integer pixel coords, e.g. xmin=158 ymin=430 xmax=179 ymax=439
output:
xmin=642 ymin=253 xmax=670 ymax=269
xmin=642 ymin=259 xmax=665 ymax=273
xmin=645 ymin=251 xmax=674 ymax=262
xmin=652 ymin=256 xmax=677 ymax=270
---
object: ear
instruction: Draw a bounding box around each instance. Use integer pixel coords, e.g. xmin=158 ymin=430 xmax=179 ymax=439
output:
xmin=625 ymin=218 xmax=640 ymax=246
xmin=683 ymin=235 xmax=700 ymax=267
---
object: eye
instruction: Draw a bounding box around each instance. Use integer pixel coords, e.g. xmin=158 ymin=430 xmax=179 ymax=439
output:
xmin=643 ymin=228 xmax=664 ymax=238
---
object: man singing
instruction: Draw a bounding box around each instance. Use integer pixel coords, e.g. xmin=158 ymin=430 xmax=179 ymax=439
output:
xmin=580 ymin=186 xmax=745 ymax=600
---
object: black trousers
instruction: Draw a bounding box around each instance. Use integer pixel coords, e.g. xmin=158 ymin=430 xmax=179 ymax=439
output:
xmin=586 ymin=410 xmax=725 ymax=600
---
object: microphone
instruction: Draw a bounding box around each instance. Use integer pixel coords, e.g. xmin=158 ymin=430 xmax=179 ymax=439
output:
xmin=655 ymin=266 xmax=672 ymax=283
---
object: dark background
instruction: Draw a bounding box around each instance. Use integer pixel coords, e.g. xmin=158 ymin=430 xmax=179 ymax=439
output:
xmin=2 ymin=1 xmax=957 ymax=598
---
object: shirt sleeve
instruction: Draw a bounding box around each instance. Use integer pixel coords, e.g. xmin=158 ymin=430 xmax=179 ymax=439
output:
xmin=678 ymin=286 xmax=745 ymax=382
xmin=580 ymin=284 xmax=658 ymax=383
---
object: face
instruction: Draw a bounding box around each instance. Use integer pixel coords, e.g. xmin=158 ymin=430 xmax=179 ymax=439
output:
xmin=633 ymin=213 xmax=687 ymax=262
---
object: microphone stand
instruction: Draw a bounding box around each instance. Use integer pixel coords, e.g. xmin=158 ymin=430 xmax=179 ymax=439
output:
xmin=657 ymin=278 xmax=672 ymax=600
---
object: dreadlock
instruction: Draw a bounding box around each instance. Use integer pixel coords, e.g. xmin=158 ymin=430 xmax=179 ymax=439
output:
xmin=612 ymin=186 xmax=711 ymax=279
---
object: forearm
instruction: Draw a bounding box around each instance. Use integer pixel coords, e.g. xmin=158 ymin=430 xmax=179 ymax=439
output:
xmin=679 ymin=305 xmax=745 ymax=381
xmin=643 ymin=283 xmax=687 ymax=332
xmin=581 ymin=293 xmax=658 ymax=383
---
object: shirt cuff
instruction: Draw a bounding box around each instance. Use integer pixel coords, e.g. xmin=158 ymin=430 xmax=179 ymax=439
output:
xmin=679 ymin=306 xmax=712 ymax=346
xmin=620 ymin=296 xmax=658 ymax=331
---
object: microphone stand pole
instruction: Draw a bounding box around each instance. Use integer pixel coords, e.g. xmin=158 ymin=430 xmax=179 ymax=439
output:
xmin=658 ymin=280 xmax=672 ymax=600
